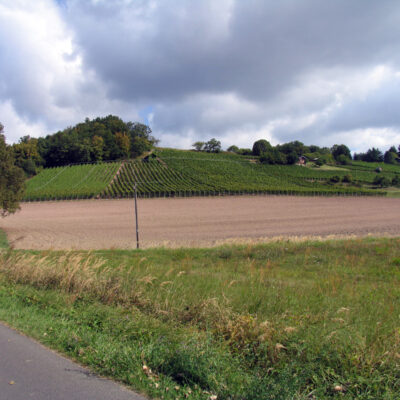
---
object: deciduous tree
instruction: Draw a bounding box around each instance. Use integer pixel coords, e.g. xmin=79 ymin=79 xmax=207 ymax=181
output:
xmin=0 ymin=125 xmax=25 ymax=216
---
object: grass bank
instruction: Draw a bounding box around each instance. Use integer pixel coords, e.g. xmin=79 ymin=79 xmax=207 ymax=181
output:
xmin=0 ymin=238 xmax=399 ymax=399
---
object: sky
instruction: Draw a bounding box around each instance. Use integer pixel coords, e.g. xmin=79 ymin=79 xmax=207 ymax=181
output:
xmin=1 ymin=0 xmax=400 ymax=153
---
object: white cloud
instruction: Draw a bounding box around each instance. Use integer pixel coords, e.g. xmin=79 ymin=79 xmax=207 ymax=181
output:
xmin=0 ymin=101 xmax=46 ymax=144
xmin=1 ymin=0 xmax=400 ymax=152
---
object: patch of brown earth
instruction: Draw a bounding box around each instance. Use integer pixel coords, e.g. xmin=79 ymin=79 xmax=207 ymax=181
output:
xmin=1 ymin=196 xmax=399 ymax=250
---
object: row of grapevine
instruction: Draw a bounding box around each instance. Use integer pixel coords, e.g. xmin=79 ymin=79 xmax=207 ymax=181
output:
xmin=100 ymin=152 xmax=386 ymax=198
xmin=156 ymin=149 xmax=386 ymax=196
xmin=24 ymin=149 xmax=393 ymax=202
xmin=24 ymin=162 xmax=121 ymax=201
xmin=102 ymin=160 xmax=214 ymax=197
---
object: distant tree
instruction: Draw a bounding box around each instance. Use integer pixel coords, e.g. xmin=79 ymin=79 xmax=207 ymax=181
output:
xmin=204 ymin=138 xmax=221 ymax=153
xmin=315 ymin=158 xmax=324 ymax=166
xmin=91 ymin=135 xmax=105 ymax=161
xmin=336 ymin=154 xmax=352 ymax=165
xmin=130 ymin=135 xmax=153 ymax=158
xmin=37 ymin=116 xmax=157 ymax=167
xmin=227 ymin=145 xmax=239 ymax=153
xmin=0 ymin=125 xmax=25 ymax=216
xmin=384 ymin=149 xmax=398 ymax=164
xmin=260 ymin=149 xmax=287 ymax=164
xmin=114 ymin=132 xmax=129 ymax=158
xmin=392 ymin=175 xmax=400 ymax=187
xmin=276 ymin=141 xmax=307 ymax=155
xmin=127 ymin=122 xmax=158 ymax=158
xmin=365 ymin=147 xmax=384 ymax=162
xmin=237 ymin=148 xmax=252 ymax=156
xmin=286 ymin=151 xmax=298 ymax=165
xmin=331 ymin=144 xmax=351 ymax=161
xmin=373 ymin=175 xmax=391 ymax=187
xmin=12 ymin=136 xmax=43 ymax=176
xmin=355 ymin=147 xmax=384 ymax=162
xmin=192 ymin=141 xmax=205 ymax=151
xmin=252 ymin=139 xmax=272 ymax=156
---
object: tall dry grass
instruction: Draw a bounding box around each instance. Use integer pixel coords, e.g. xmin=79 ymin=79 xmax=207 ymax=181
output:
xmin=0 ymin=252 xmax=144 ymax=306
xmin=0 ymin=251 xmax=271 ymax=350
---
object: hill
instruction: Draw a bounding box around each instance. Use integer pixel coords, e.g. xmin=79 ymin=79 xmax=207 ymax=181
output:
xmin=24 ymin=148 xmax=399 ymax=201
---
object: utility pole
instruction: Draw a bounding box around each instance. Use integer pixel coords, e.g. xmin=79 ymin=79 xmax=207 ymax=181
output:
xmin=134 ymin=182 xmax=140 ymax=249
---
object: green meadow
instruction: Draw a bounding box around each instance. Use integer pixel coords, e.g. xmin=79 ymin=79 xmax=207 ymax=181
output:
xmin=0 ymin=236 xmax=399 ymax=399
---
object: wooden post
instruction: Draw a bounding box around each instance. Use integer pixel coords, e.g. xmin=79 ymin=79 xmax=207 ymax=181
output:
xmin=134 ymin=183 xmax=139 ymax=249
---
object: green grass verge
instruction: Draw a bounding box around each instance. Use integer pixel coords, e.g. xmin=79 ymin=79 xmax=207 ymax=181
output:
xmin=0 ymin=229 xmax=8 ymax=249
xmin=1 ymin=238 xmax=400 ymax=399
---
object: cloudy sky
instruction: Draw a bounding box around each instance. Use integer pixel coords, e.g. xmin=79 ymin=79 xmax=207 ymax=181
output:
xmin=1 ymin=0 xmax=400 ymax=153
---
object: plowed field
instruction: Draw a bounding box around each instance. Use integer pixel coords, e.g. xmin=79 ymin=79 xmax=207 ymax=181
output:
xmin=1 ymin=196 xmax=400 ymax=249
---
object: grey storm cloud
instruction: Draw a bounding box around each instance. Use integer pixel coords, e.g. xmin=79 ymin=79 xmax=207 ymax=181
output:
xmin=65 ymin=0 xmax=400 ymax=102
xmin=1 ymin=0 xmax=400 ymax=150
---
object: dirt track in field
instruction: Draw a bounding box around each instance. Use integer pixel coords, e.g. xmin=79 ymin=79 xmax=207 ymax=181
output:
xmin=1 ymin=196 xmax=400 ymax=250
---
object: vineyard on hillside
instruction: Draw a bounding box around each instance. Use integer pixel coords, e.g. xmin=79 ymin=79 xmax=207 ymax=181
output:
xmin=24 ymin=162 xmax=121 ymax=201
xmin=23 ymin=149 xmax=397 ymax=201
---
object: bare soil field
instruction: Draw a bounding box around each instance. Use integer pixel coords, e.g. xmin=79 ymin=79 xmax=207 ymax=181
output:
xmin=1 ymin=196 xmax=400 ymax=250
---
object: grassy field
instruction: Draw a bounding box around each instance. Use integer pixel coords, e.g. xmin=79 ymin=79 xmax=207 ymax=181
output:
xmin=0 ymin=238 xmax=399 ymax=398
xmin=22 ymin=149 xmax=400 ymax=200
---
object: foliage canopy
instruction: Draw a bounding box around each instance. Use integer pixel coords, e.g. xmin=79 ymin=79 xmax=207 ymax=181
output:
xmin=0 ymin=125 xmax=25 ymax=216
xmin=37 ymin=115 xmax=157 ymax=167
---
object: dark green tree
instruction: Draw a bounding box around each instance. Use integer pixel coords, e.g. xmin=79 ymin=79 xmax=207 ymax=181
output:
xmin=204 ymin=138 xmax=221 ymax=153
xmin=384 ymin=149 xmax=398 ymax=164
xmin=37 ymin=116 xmax=157 ymax=167
xmin=276 ymin=141 xmax=307 ymax=155
xmin=365 ymin=147 xmax=384 ymax=162
xmin=260 ymin=148 xmax=287 ymax=164
xmin=331 ymin=144 xmax=351 ymax=161
xmin=392 ymin=175 xmax=400 ymax=187
xmin=252 ymin=139 xmax=272 ymax=156
xmin=286 ymin=151 xmax=298 ymax=165
xmin=336 ymin=154 xmax=352 ymax=165
xmin=0 ymin=125 xmax=25 ymax=216
xmin=227 ymin=145 xmax=239 ymax=153
xmin=237 ymin=148 xmax=252 ymax=155
xmin=373 ymin=175 xmax=391 ymax=187
xmin=192 ymin=141 xmax=205 ymax=151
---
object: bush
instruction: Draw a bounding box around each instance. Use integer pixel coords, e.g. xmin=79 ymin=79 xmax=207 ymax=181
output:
xmin=336 ymin=154 xmax=351 ymax=165
xmin=260 ymin=149 xmax=286 ymax=165
xmin=342 ymin=174 xmax=353 ymax=183
xmin=373 ymin=175 xmax=391 ymax=187
xmin=227 ymin=145 xmax=239 ymax=153
xmin=329 ymin=175 xmax=341 ymax=183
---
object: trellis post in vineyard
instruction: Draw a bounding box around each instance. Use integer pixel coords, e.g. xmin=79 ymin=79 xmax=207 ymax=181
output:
xmin=134 ymin=182 xmax=140 ymax=249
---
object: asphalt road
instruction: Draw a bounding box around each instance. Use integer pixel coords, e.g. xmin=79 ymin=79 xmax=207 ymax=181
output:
xmin=0 ymin=322 xmax=145 ymax=400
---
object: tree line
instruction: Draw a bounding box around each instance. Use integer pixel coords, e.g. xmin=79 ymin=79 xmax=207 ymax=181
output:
xmin=10 ymin=115 xmax=158 ymax=177
xmin=194 ymin=138 xmax=400 ymax=166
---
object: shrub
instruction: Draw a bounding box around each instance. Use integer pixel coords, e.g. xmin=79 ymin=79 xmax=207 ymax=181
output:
xmin=336 ymin=154 xmax=351 ymax=165
xmin=342 ymin=174 xmax=352 ymax=183
xmin=329 ymin=175 xmax=341 ymax=183
xmin=373 ymin=175 xmax=391 ymax=187
xmin=392 ymin=175 xmax=400 ymax=187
